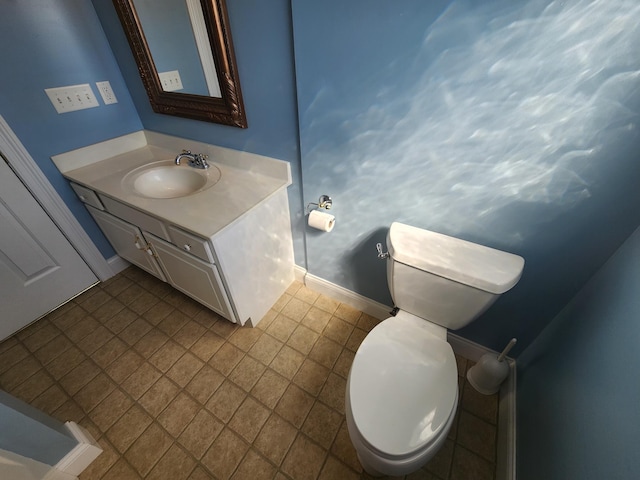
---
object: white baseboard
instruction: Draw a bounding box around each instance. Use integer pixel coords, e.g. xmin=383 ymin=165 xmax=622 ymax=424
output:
xmin=54 ymin=422 xmax=102 ymax=477
xmin=297 ymin=267 xmax=516 ymax=480
xmin=107 ymin=255 xmax=130 ymax=277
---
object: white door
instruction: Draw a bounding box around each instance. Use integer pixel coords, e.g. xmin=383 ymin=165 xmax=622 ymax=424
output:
xmin=0 ymin=152 xmax=98 ymax=340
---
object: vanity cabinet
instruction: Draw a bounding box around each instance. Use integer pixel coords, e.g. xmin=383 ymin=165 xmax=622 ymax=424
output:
xmin=87 ymin=206 xmax=166 ymax=282
xmin=79 ymin=189 xmax=237 ymax=323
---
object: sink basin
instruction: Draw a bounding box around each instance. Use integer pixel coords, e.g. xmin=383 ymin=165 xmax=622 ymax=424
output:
xmin=122 ymin=161 xmax=221 ymax=199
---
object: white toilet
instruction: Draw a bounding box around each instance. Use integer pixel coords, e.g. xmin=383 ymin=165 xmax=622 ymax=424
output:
xmin=345 ymin=222 xmax=525 ymax=477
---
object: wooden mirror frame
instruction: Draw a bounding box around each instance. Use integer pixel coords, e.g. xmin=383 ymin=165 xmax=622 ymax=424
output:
xmin=112 ymin=0 xmax=247 ymax=128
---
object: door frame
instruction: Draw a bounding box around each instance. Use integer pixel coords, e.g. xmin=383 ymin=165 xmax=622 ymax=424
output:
xmin=0 ymin=115 xmax=112 ymax=281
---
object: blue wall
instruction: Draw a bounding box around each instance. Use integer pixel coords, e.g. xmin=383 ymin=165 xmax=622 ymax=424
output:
xmin=0 ymin=391 xmax=77 ymax=466
xmin=292 ymin=0 xmax=640 ymax=353
xmin=0 ymin=0 xmax=143 ymax=259
xmin=517 ymin=225 xmax=640 ymax=479
xmin=2 ymin=0 xmax=639 ymax=357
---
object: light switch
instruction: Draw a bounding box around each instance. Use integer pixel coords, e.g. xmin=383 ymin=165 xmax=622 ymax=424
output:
xmin=45 ymin=84 xmax=99 ymax=113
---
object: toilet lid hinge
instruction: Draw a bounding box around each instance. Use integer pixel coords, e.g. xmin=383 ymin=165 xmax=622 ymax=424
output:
xmin=390 ymin=306 xmax=399 ymax=316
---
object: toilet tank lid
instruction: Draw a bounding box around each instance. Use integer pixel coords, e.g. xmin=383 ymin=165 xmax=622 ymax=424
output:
xmin=388 ymin=222 xmax=525 ymax=294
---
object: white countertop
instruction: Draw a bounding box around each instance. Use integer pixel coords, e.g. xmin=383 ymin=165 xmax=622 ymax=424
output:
xmin=54 ymin=131 xmax=291 ymax=239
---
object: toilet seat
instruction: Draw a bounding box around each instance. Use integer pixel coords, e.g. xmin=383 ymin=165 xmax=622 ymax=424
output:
xmin=348 ymin=312 xmax=458 ymax=458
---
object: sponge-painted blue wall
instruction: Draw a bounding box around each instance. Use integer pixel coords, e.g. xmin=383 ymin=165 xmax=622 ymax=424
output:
xmin=517 ymin=225 xmax=640 ymax=479
xmin=0 ymin=0 xmax=143 ymax=259
xmin=2 ymin=0 xmax=639 ymax=357
xmin=292 ymin=0 xmax=640 ymax=354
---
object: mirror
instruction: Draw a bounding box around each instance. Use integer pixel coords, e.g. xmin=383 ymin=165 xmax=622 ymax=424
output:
xmin=112 ymin=0 xmax=247 ymax=127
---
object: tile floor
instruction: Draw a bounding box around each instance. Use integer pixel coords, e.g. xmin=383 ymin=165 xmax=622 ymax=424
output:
xmin=0 ymin=267 xmax=499 ymax=480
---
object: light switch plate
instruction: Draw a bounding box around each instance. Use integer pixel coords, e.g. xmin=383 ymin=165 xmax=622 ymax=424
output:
xmin=158 ymin=70 xmax=184 ymax=92
xmin=45 ymin=84 xmax=99 ymax=113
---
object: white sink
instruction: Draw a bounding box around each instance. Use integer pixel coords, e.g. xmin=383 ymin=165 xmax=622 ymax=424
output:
xmin=122 ymin=160 xmax=221 ymax=199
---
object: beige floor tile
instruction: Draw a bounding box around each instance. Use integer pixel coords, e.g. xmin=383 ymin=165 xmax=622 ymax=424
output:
xmin=173 ymin=320 xmax=207 ymax=349
xmin=228 ymin=326 xmax=263 ymax=352
xmin=106 ymin=405 xmax=153 ymax=453
xmin=293 ymin=285 xmax=320 ymax=304
xmin=281 ymin=297 xmax=312 ymax=322
xmin=119 ymin=317 xmax=153 ymax=346
xmin=266 ymin=314 xmax=298 ymax=343
xmin=275 ymin=384 xmax=314 ymax=428
xmin=313 ymin=294 xmax=340 ymax=314
xmin=281 ymin=433 xmax=327 ymax=480
xmin=323 ymin=316 xmax=354 ymax=345
xmin=59 ymin=358 xmax=100 ymax=396
xmin=253 ymin=413 xmax=298 ymax=466
xmin=190 ymin=330 xmax=225 ymax=362
xmin=133 ymin=328 xmax=170 ymax=358
xmin=287 ymin=324 xmax=319 ymax=355
xmin=122 ymin=362 xmax=162 ymax=399
xmin=250 ymin=368 xmax=289 ymax=409
xmin=90 ymin=388 xmax=134 ymax=433
xmin=319 ymin=455 xmax=359 ymax=480
xmin=178 ymin=409 xmax=223 ymax=459
xmin=229 ymin=355 xmax=266 ymax=392
xmin=30 ymin=384 xmax=69 ymax=416
xmin=457 ymin=411 xmax=497 ymax=462
xmin=209 ymin=342 xmax=245 ymax=376
xmin=206 ymin=379 xmax=246 ymax=423
xmin=247 ymin=333 xmax=283 ymax=365
xmin=293 ymin=358 xmax=330 ymax=397
xmin=101 ymin=457 xmax=141 ymax=480
xmin=269 ymin=345 xmax=305 ymax=380
xmin=1 ymin=268 xmax=499 ymax=480
xmin=11 ymin=369 xmax=54 ymax=404
xmin=166 ymin=352 xmax=205 ymax=387
xmin=308 ymin=336 xmax=343 ymax=369
xmin=301 ymin=306 xmax=333 ymax=333
xmin=157 ymin=392 xmax=200 ymax=437
xmin=302 ymin=401 xmax=343 ymax=449
xmin=146 ymin=443 xmax=196 ymax=480
xmin=148 ymin=341 xmax=186 ymax=373
xmin=201 ymin=428 xmax=248 ymax=479
xmin=231 ymin=449 xmax=277 ymax=480
xmin=124 ymin=423 xmax=173 ymax=476
xmin=91 ymin=336 xmax=128 ymax=369
xmin=184 ymin=365 xmax=225 ymax=404
xmin=450 ymin=446 xmax=495 ymax=480
xmin=334 ymin=303 xmax=363 ymax=325
xmin=106 ymin=349 xmax=145 ymax=383
xmin=228 ymin=396 xmax=270 ymax=443
xmin=74 ymin=372 xmax=115 ymax=412
xmin=139 ymin=376 xmax=180 ymax=418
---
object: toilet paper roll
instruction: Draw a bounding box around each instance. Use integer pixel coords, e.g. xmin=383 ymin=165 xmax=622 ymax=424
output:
xmin=308 ymin=209 xmax=335 ymax=232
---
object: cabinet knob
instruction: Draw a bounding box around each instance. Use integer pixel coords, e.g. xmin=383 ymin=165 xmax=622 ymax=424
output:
xmin=183 ymin=244 xmax=191 ymax=252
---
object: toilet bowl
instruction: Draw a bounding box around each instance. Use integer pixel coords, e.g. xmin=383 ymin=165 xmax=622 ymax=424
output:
xmin=345 ymin=312 xmax=458 ymax=476
xmin=345 ymin=222 xmax=524 ymax=477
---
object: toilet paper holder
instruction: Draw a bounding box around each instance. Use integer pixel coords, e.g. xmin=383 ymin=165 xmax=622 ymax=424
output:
xmin=306 ymin=195 xmax=332 ymax=213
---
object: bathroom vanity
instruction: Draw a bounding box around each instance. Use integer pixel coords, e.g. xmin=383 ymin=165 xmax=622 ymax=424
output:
xmin=53 ymin=131 xmax=294 ymax=327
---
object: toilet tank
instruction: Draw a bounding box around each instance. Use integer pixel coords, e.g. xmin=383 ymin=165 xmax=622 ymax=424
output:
xmin=387 ymin=223 xmax=525 ymax=330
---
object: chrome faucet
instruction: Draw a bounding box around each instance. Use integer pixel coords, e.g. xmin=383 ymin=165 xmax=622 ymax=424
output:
xmin=175 ymin=150 xmax=210 ymax=169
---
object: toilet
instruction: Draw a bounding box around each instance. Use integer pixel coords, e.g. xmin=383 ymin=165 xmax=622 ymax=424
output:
xmin=345 ymin=222 xmax=524 ymax=477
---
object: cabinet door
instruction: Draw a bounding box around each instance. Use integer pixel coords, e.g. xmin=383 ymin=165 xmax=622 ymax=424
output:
xmin=87 ymin=206 xmax=166 ymax=281
xmin=147 ymin=233 xmax=235 ymax=323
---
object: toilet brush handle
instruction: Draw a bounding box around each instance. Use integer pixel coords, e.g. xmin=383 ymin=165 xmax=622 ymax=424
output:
xmin=497 ymin=338 xmax=517 ymax=362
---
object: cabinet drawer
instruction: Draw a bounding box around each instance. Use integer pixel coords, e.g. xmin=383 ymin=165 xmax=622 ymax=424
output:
xmin=70 ymin=183 xmax=104 ymax=210
xmin=168 ymin=226 xmax=213 ymax=263
xmin=99 ymin=195 xmax=171 ymax=241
